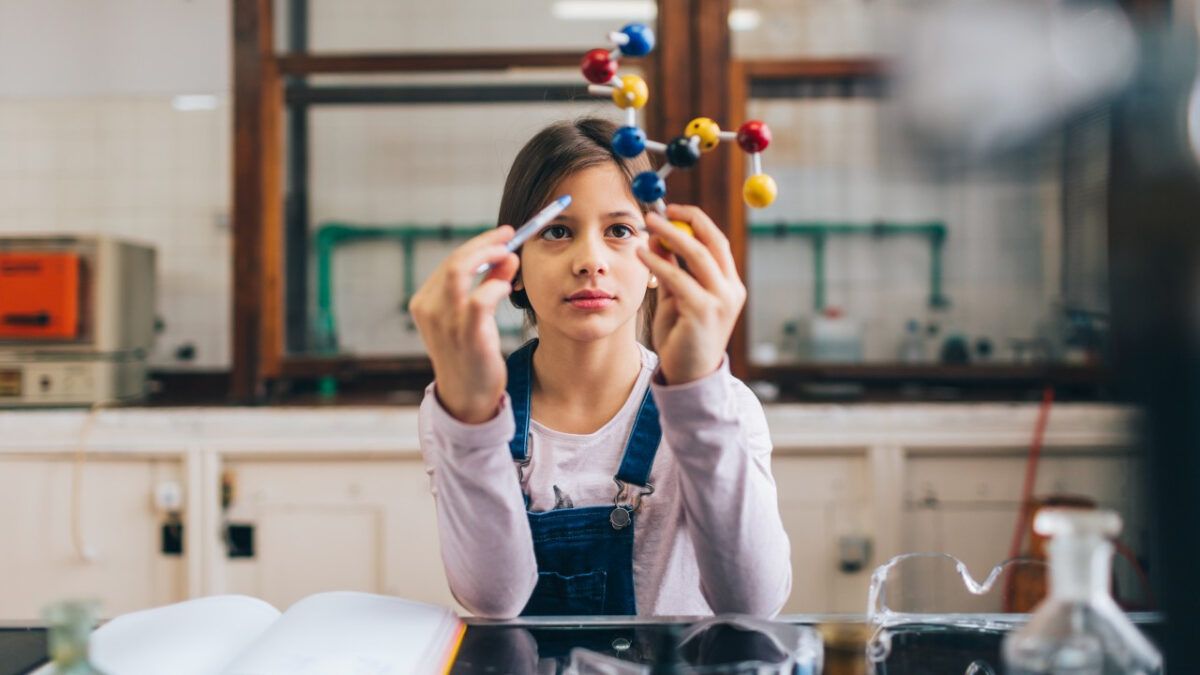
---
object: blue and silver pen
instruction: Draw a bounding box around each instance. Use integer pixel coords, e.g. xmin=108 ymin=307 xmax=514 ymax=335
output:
xmin=475 ymin=194 xmax=572 ymax=274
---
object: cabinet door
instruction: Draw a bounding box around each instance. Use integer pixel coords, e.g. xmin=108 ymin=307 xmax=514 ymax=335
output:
xmin=773 ymin=452 xmax=872 ymax=613
xmin=0 ymin=457 xmax=186 ymax=619
xmin=903 ymin=450 xmax=1148 ymax=610
xmin=221 ymin=458 xmax=459 ymax=612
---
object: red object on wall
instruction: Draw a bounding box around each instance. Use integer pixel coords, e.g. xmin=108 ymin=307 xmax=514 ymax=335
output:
xmin=0 ymin=252 xmax=80 ymax=339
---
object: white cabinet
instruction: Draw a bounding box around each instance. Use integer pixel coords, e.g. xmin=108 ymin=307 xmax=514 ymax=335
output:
xmin=0 ymin=405 xmax=1141 ymax=619
xmin=221 ymin=458 xmax=459 ymax=612
xmin=0 ymin=455 xmax=185 ymax=620
xmin=772 ymin=451 xmax=872 ymax=613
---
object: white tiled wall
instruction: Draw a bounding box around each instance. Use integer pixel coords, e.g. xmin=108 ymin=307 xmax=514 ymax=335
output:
xmin=0 ymin=97 xmax=232 ymax=369
xmin=732 ymin=0 xmax=910 ymax=59
xmin=301 ymin=0 xmax=633 ymax=52
xmin=745 ymin=97 xmax=1062 ymax=362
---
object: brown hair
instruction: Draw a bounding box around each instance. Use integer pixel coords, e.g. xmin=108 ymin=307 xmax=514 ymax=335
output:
xmin=498 ymin=117 xmax=656 ymax=340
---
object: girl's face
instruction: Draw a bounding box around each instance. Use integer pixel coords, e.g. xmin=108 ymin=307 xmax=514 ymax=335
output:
xmin=516 ymin=163 xmax=651 ymax=344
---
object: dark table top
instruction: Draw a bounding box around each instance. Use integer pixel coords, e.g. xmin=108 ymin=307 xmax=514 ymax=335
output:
xmin=2 ymin=614 xmax=1165 ymax=675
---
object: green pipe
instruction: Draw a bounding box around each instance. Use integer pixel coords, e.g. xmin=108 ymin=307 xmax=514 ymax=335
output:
xmin=313 ymin=219 xmax=950 ymax=354
xmin=402 ymin=237 xmax=416 ymax=313
xmin=748 ymin=221 xmax=948 ymax=311
xmin=812 ymin=231 xmax=827 ymax=312
xmin=314 ymin=223 xmax=491 ymax=353
xmin=929 ymin=227 xmax=949 ymax=308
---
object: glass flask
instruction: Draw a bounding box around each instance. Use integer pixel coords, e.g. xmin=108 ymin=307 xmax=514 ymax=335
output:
xmin=43 ymin=600 xmax=107 ymax=675
xmin=1001 ymin=509 xmax=1162 ymax=675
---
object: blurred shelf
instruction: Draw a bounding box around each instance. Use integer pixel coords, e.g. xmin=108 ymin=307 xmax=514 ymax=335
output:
xmin=741 ymin=58 xmax=886 ymax=81
xmin=749 ymin=362 xmax=1111 ymax=402
xmin=142 ymin=361 xmax=1110 ymax=406
xmin=751 ymin=362 xmax=1107 ymax=384
xmin=276 ymin=51 xmax=585 ymax=75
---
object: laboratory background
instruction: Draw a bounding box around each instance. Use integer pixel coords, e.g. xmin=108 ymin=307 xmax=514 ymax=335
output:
xmin=1 ymin=0 xmax=1197 ymax=673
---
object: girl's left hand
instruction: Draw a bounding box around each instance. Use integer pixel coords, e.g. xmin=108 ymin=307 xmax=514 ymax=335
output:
xmin=636 ymin=204 xmax=747 ymax=385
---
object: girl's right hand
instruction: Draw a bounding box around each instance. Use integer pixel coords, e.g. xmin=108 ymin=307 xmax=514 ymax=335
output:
xmin=410 ymin=226 xmax=520 ymax=424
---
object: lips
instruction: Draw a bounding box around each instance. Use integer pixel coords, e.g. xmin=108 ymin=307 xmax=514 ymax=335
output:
xmin=566 ymin=289 xmax=615 ymax=309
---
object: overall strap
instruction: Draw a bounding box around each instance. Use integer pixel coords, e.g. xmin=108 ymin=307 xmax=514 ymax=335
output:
xmin=507 ymin=338 xmax=663 ymax=492
xmin=613 ymin=387 xmax=662 ymax=488
xmin=505 ymin=338 xmax=538 ymax=463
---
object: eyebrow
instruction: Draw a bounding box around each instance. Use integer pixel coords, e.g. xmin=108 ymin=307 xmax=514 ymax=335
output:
xmin=552 ymin=211 xmax=642 ymax=221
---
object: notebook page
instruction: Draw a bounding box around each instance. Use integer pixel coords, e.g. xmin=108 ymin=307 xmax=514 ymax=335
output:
xmin=87 ymin=595 xmax=281 ymax=675
xmin=221 ymin=591 xmax=461 ymax=675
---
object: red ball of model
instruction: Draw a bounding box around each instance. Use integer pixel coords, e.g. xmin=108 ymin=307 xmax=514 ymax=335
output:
xmin=581 ymin=49 xmax=618 ymax=84
xmin=736 ymin=120 xmax=772 ymax=153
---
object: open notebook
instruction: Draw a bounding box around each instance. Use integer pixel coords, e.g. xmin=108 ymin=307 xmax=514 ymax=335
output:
xmin=35 ymin=592 xmax=464 ymax=675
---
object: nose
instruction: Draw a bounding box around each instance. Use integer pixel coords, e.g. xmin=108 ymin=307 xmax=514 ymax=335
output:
xmin=571 ymin=228 xmax=609 ymax=278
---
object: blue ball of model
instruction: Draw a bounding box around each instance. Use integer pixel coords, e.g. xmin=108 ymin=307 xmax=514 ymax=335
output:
xmin=631 ymin=171 xmax=665 ymax=203
xmin=619 ymin=23 xmax=655 ymax=57
xmin=611 ymin=126 xmax=646 ymax=158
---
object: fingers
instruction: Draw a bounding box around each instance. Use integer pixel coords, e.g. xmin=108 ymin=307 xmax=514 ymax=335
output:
xmin=465 ymin=276 xmax=514 ymax=324
xmin=484 ymin=252 xmax=520 ymax=284
xmin=664 ymin=204 xmax=736 ymax=277
xmin=645 ymin=212 xmax=724 ymax=291
xmin=441 ymin=227 xmax=516 ymax=295
xmin=472 ymin=225 xmax=516 ymax=248
xmin=655 ymin=293 xmax=680 ymax=328
xmin=636 ymin=244 xmax=709 ymax=310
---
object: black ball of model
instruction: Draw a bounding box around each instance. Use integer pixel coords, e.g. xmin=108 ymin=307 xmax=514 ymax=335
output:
xmin=665 ymin=136 xmax=701 ymax=169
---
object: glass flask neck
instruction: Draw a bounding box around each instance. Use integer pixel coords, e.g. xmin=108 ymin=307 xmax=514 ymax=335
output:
xmin=1048 ymin=533 xmax=1113 ymax=601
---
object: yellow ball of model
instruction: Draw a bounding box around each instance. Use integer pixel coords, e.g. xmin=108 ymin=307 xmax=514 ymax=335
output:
xmin=743 ymin=174 xmax=777 ymax=208
xmin=684 ymin=117 xmax=721 ymax=152
xmin=655 ymin=220 xmax=695 ymax=253
xmin=612 ymin=75 xmax=649 ymax=110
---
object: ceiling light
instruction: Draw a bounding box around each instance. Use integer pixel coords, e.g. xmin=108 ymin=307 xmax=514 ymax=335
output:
xmin=728 ymin=8 xmax=762 ymax=32
xmin=171 ymin=95 xmax=219 ymax=112
xmin=552 ymin=1 xmax=657 ymax=21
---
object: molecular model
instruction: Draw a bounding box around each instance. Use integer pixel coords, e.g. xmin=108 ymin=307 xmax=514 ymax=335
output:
xmin=580 ymin=23 xmax=779 ymax=231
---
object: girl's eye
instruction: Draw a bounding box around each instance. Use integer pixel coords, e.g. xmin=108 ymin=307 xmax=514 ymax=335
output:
xmin=540 ymin=225 xmax=571 ymax=241
xmin=608 ymin=224 xmax=636 ymax=239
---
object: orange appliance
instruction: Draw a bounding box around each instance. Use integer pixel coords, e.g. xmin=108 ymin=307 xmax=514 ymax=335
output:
xmin=0 ymin=236 xmax=155 ymax=406
xmin=0 ymin=252 xmax=82 ymax=340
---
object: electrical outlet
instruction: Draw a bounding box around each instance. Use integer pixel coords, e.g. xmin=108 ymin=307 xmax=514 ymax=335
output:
xmin=161 ymin=520 xmax=183 ymax=555
xmin=226 ymin=523 xmax=254 ymax=558
xmin=838 ymin=535 xmax=873 ymax=574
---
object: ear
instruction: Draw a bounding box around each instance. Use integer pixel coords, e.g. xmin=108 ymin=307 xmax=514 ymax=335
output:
xmin=513 ymin=273 xmax=524 ymax=292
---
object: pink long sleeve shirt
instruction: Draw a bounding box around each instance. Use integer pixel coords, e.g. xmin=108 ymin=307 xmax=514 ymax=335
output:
xmin=418 ymin=344 xmax=792 ymax=618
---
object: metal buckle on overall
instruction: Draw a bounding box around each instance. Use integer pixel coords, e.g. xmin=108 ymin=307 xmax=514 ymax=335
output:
xmin=610 ymin=478 xmax=654 ymax=530
xmin=515 ymin=456 xmax=532 ymax=484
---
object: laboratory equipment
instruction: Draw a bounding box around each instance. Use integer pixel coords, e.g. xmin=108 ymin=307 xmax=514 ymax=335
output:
xmin=1001 ymin=509 xmax=1162 ymax=675
xmin=866 ymin=552 xmax=1050 ymax=670
xmin=810 ymin=307 xmax=863 ymax=363
xmin=940 ymin=334 xmax=971 ymax=365
xmin=899 ymin=319 xmax=925 ymax=363
xmin=42 ymin=600 xmax=105 ymax=674
xmin=0 ymin=236 xmax=157 ymax=406
xmin=562 ymin=615 xmax=823 ymax=674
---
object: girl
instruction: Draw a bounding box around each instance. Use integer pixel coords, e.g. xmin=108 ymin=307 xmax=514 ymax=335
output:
xmin=411 ymin=117 xmax=791 ymax=618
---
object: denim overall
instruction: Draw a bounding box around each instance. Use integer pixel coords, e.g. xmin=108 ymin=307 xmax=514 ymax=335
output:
xmin=506 ymin=339 xmax=662 ymax=616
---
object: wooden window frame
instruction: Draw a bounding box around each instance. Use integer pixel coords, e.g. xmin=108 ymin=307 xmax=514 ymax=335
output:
xmin=232 ymin=0 xmax=1105 ymax=402
xmin=230 ymin=0 xmax=734 ymax=401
